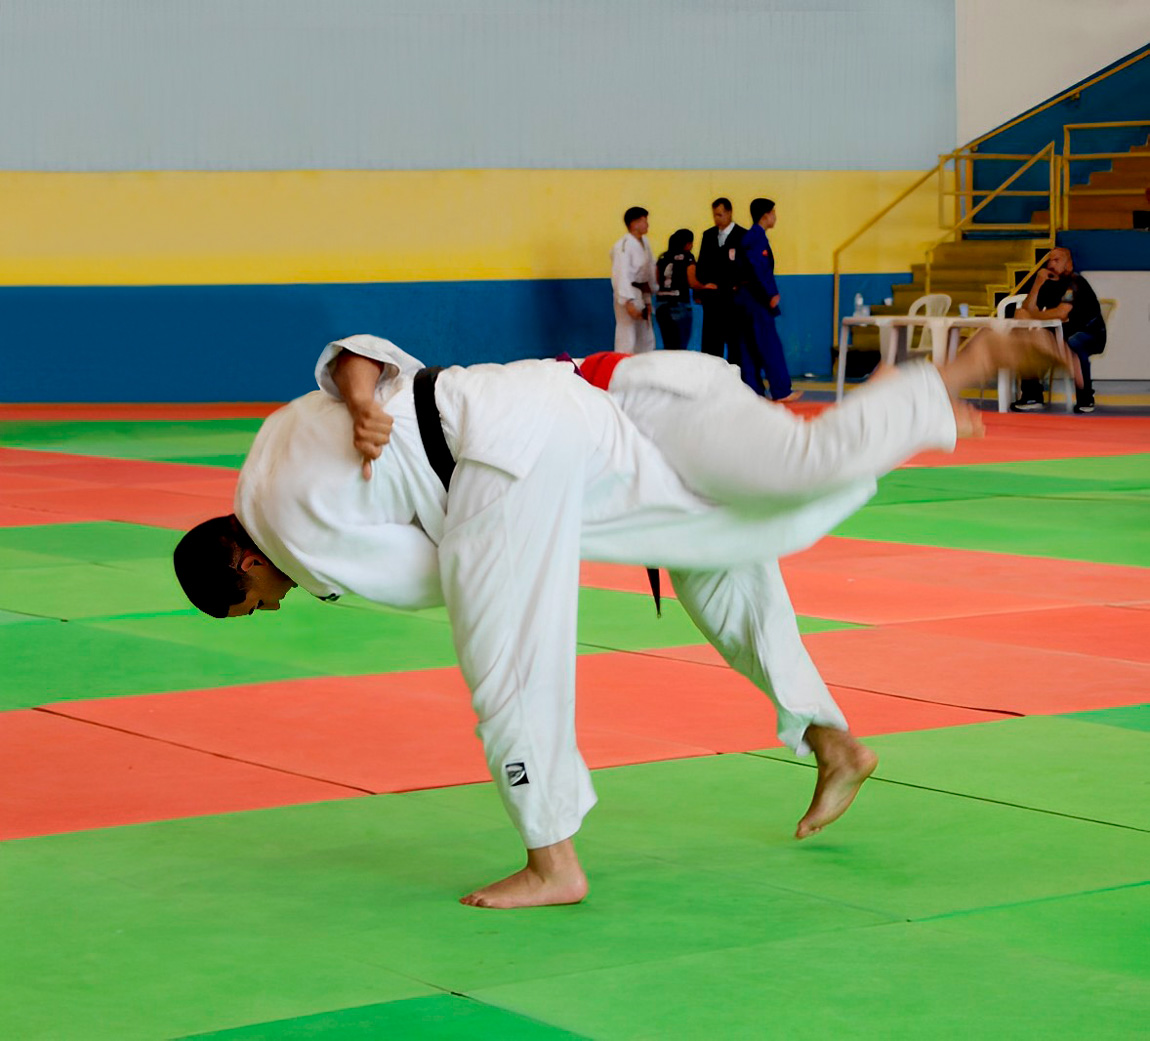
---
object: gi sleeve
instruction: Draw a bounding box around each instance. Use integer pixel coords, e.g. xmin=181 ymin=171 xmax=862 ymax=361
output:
xmin=746 ymin=235 xmax=779 ymax=300
xmin=315 ymin=334 xmax=427 ymax=400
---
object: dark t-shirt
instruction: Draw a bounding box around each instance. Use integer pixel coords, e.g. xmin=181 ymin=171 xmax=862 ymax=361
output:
xmin=1036 ymin=273 xmax=1105 ymax=340
xmin=656 ymin=251 xmax=696 ymax=303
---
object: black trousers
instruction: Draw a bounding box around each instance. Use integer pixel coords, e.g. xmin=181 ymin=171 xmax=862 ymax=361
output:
xmin=700 ymin=298 xmax=743 ymax=368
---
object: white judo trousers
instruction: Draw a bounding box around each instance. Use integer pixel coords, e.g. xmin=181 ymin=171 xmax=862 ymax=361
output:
xmin=612 ymin=302 xmax=656 ymax=354
xmin=434 ymin=356 xmax=956 ymax=849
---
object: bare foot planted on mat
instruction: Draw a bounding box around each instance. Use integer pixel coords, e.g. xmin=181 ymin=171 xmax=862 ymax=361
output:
xmin=461 ymin=839 xmax=588 ymax=909
xmin=796 ymin=725 xmax=878 ymax=839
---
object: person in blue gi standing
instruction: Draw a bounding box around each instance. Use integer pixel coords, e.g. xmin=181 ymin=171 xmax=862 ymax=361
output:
xmin=695 ymin=198 xmax=746 ymax=365
xmin=654 ymin=229 xmax=716 ymax=350
xmin=735 ymin=198 xmax=800 ymax=402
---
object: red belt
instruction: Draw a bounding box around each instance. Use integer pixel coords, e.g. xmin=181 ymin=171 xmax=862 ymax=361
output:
xmin=579 ymin=351 xmax=629 ymax=391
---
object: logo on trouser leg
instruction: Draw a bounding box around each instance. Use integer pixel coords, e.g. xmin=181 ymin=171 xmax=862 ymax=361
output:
xmin=505 ymin=761 xmax=529 ymax=787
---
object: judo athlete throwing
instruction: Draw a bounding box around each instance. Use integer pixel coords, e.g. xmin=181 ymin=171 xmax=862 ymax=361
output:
xmin=174 ymin=331 xmax=1074 ymax=909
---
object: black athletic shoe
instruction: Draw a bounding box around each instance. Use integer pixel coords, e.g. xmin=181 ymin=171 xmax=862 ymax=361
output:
xmin=1009 ymin=397 xmax=1045 ymax=412
xmin=1073 ymin=401 xmax=1095 ymax=414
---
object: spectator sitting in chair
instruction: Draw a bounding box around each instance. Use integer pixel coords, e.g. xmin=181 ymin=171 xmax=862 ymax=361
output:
xmin=1010 ymin=246 xmax=1106 ymax=414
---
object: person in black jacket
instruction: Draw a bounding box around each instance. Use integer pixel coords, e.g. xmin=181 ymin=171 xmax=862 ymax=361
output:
xmin=694 ymin=198 xmax=746 ymax=365
xmin=654 ymin=229 xmax=716 ymax=350
xmin=1010 ymin=247 xmax=1107 ymax=414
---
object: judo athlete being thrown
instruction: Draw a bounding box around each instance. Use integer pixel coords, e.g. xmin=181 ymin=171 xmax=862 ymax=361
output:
xmin=174 ymin=331 xmax=1074 ymax=909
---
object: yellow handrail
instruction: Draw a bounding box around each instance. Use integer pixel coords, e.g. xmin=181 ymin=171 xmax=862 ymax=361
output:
xmin=831 ymin=164 xmax=939 ymax=347
xmin=964 ymin=48 xmax=1150 ymax=151
xmin=1003 ymin=249 xmax=1056 ymax=302
xmin=1061 ymin=119 xmax=1150 ymax=224
xmin=924 ymin=143 xmax=1056 ymax=292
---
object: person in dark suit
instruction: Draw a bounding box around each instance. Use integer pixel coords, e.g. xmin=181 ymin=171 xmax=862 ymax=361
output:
xmin=735 ymin=197 xmax=799 ymax=402
xmin=694 ymin=198 xmax=746 ymax=366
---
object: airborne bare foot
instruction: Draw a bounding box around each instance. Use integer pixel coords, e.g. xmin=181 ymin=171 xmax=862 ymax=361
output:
xmin=795 ymin=725 xmax=878 ymax=839
xmin=952 ymin=399 xmax=985 ymax=439
xmin=460 ymin=838 xmax=588 ymax=910
xmin=777 ymin=390 xmax=804 ymax=403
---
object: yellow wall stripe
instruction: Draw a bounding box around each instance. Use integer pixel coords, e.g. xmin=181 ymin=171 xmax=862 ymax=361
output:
xmin=0 ymin=169 xmax=940 ymax=286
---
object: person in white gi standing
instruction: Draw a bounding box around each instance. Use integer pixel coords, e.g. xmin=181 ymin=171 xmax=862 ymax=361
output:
xmin=610 ymin=206 xmax=657 ymax=353
xmin=173 ymin=331 xmax=1076 ymax=910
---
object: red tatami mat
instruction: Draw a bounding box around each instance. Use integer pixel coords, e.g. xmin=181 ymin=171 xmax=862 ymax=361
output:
xmin=0 ymin=452 xmax=238 ymax=484
xmin=1 ymin=486 xmax=232 ymax=530
xmin=582 ymin=541 xmax=1150 ymax=618
xmin=906 ymin=414 xmax=1150 ymax=467
xmin=0 ymin=709 xmax=362 ymax=840
xmin=785 ymin=543 xmax=1150 ymax=605
xmin=47 ymin=669 xmax=717 ymax=797
xmin=894 ymin=605 xmax=1150 ymax=666
xmin=27 ymin=652 xmax=1008 ymax=837
xmin=0 ymin=503 xmax=104 ymax=527
xmin=797 ymin=626 xmax=1150 ymax=715
xmin=0 ymin=403 xmax=281 ymax=421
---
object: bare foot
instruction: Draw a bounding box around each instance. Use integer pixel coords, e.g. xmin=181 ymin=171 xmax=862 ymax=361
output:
xmin=777 ymin=390 xmax=804 ymax=403
xmin=952 ymin=399 xmax=985 ymax=439
xmin=460 ymin=838 xmax=588 ymax=909
xmin=795 ymin=725 xmax=878 ymax=839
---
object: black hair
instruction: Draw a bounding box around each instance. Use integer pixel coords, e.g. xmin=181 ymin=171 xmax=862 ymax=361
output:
xmin=173 ymin=514 xmax=257 ymax=619
xmin=666 ymin=228 xmax=694 ymax=254
xmin=750 ymin=198 xmax=775 ymax=224
xmin=623 ymin=206 xmax=649 ymax=227
xmin=711 ymin=197 xmax=732 ymax=212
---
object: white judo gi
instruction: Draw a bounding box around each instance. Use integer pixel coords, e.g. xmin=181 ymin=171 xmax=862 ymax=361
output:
xmin=609 ymin=233 xmax=657 ymax=354
xmin=235 ymin=336 xmax=957 ymax=849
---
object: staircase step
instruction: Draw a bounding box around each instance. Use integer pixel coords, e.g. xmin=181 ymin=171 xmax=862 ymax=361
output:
xmin=1088 ymin=169 xmax=1150 ymax=189
xmin=911 ymin=264 xmax=1031 ymax=283
xmin=933 ymin=240 xmax=1040 ymax=263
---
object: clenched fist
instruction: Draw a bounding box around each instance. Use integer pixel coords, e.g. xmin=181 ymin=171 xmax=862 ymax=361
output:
xmin=349 ymin=398 xmax=394 ymax=480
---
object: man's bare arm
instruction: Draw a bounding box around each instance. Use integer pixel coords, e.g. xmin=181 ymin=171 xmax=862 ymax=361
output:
xmin=333 ymin=351 xmax=394 ymax=480
xmin=1018 ymin=269 xmax=1071 ymax=322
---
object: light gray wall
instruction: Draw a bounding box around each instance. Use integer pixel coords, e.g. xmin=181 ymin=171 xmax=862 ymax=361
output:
xmin=0 ymin=0 xmax=956 ymax=171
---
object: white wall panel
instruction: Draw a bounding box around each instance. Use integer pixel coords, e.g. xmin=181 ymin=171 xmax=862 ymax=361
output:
xmin=0 ymin=0 xmax=955 ymax=171
xmin=955 ymin=0 xmax=1150 ymax=144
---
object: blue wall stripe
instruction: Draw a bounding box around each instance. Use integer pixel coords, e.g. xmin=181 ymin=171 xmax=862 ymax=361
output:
xmin=1 ymin=275 xmax=910 ymax=402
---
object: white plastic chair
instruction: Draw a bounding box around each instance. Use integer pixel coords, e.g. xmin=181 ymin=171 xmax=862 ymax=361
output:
xmin=998 ymin=292 xmax=1113 ymax=409
xmin=996 ymin=294 xmax=1026 ymax=319
xmin=882 ymin=293 xmax=951 ymax=364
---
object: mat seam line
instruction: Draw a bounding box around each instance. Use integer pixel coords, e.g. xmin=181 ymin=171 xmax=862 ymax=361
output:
xmin=31 ymin=705 xmax=377 ymax=796
xmin=744 ymin=752 xmax=1150 ymax=834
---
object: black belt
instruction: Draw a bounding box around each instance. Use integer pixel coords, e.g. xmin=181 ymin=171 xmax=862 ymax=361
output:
xmin=415 ymin=363 xmax=662 ymax=617
xmin=413 ymin=367 xmax=455 ymax=492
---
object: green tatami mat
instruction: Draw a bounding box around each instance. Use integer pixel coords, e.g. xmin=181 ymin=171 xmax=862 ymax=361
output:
xmin=0 ymin=521 xmax=178 ymax=562
xmin=0 ymin=418 xmax=262 ymax=461
xmin=0 ymin=619 xmax=327 ymax=708
xmin=834 ymin=494 xmax=1150 ymax=566
xmin=154 ymin=452 xmax=247 ymax=469
xmin=927 ymin=882 xmax=1150 ymax=977
xmin=872 ymin=458 xmax=1150 ymax=507
xmin=3 ymin=752 xmax=1146 ymax=1039
xmin=754 ymin=716 xmax=1150 ymax=830
xmin=181 ymin=995 xmax=588 ymax=1040
xmin=472 ymin=909 xmax=1149 ymax=1041
xmin=0 ymin=561 xmax=192 ymax=620
xmin=1064 ymin=703 xmax=1150 ymax=733
xmin=0 ymin=786 xmax=886 ymax=1039
xmin=0 ymin=608 xmax=54 ymax=626
xmin=961 ymin=453 xmax=1150 ymax=483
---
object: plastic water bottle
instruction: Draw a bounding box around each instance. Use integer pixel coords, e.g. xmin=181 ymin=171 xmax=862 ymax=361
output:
xmin=853 ymin=293 xmax=865 ymax=316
